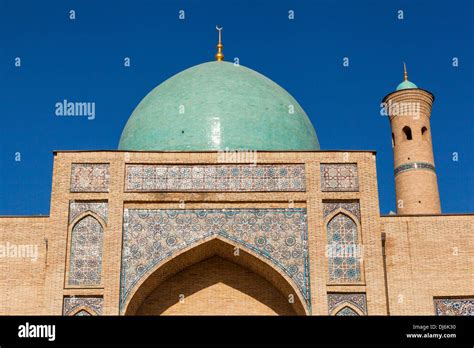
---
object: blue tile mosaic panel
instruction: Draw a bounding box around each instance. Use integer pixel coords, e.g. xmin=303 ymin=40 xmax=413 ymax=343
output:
xmin=70 ymin=163 xmax=110 ymax=192
xmin=323 ymin=201 xmax=360 ymax=221
xmin=121 ymin=208 xmax=310 ymax=311
xmin=125 ymin=164 xmax=306 ymax=192
xmin=326 ymin=213 xmax=361 ymax=283
xmin=69 ymin=202 xmax=108 ymax=223
xmin=434 ymin=298 xmax=473 ymax=316
xmin=68 ymin=216 xmax=104 ymax=286
xmin=328 ymin=293 xmax=367 ymax=315
xmin=320 ymin=164 xmax=359 ymax=192
xmin=336 ymin=307 xmax=358 ymax=316
xmin=63 ymin=296 xmax=103 ymax=315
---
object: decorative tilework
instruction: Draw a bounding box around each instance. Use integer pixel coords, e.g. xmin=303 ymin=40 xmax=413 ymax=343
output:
xmin=434 ymin=298 xmax=474 ymax=316
xmin=69 ymin=202 xmax=108 ymax=223
xmin=394 ymin=162 xmax=435 ymax=176
xmin=336 ymin=307 xmax=358 ymax=316
xmin=125 ymin=164 xmax=306 ymax=192
xmin=320 ymin=164 xmax=359 ymax=192
xmin=328 ymin=293 xmax=367 ymax=315
xmin=121 ymin=208 xmax=310 ymax=311
xmin=323 ymin=202 xmax=360 ymax=222
xmin=70 ymin=163 xmax=110 ymax=192
xmin=68 ymin=216 xmax=103 ymax=286
xmin=63 ymin=296 xmax=103 ymax=316
xmin=327 ymin=213 xmax=361 ymax=282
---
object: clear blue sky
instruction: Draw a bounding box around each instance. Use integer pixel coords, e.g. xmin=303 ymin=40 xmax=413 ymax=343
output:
xmin=0 ymin=0 xmax=473 ymax=215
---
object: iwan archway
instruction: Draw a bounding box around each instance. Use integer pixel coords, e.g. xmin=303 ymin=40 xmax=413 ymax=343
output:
xmin=122 ymin=238 xmax=307 ymax=315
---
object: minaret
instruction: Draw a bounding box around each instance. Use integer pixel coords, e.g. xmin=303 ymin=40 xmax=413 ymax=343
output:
xmin=382 ymin=64 xmax=441 ymax=214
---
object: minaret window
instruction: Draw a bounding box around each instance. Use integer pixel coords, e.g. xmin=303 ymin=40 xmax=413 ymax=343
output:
xmin=391 ymin=133 xmax=395 ymax=147
xmin=421 ymin=126 xmax=428 ymax=140
xmin=402 ymin=126 xmax=412 ymax=140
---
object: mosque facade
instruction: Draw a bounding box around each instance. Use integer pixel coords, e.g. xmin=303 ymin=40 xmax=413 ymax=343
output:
xmin=0 ymin=33 xmax=472 ymax=316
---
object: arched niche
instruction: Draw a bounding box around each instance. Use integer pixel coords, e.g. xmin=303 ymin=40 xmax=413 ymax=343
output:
xmin=67 ymin=214 xmax=105 ymax=286
xmin=122 ymin=237 xmax=308 ymax=316
xmin=331 ymin=302 xmax=364 ymax=316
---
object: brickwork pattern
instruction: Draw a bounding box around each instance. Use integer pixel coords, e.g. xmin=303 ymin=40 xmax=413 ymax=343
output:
xmin=383 ymin=215 xmax=474 ymax=315
xmin=135 ymin=256 xmax=297 ymax=315
xmin=320 ymin=164 xmax=359 ymax=192
xmin=70 ymin=163 xmax=110 ymax=192
xmin=384 ymin=89 xmax=441 ymax=214
xmin=1 ymin=150 xmax=471 ymax=316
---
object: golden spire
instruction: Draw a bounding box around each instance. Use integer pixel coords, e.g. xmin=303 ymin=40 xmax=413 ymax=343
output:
xmin=403 ymin=62 xmax=408 ymax=81
xmin=215 ymin=26 xmax=224 ymax=61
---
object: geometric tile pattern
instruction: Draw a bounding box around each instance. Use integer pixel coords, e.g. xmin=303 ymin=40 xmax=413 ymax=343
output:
xmin=125 ymin=164 xmax=306 ymax=192
xmin=320 ymin=163 xmax=359 ymax=192
xmin=326 ymin=213 xmax=361 ymax=282
xmin=434 ymin=298 xmax=474 ymax=316
xmin=335 ymin=307 xmax=359 ymax=316
xmin=63 ymin=296 xmax=103 ymax=316
xmin=68 ymin=216 xmax=104 ymax=286
xmin=323 ymin=201 xmax=360 ymax=221
xmin=121 ymin=208 xmax=310 ymax=311
xmin=394 ymin=162 xmax=436 ymax=176
xmin=328 ymin=293 xmax=367 ymax=315
xmin=70 ymin=163 xmax=110 ymax=192
xmin=69 ymin=201 xmax=108 ymax=223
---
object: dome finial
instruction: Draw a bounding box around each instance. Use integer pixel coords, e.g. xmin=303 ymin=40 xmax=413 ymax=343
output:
xmin=396 ymin=62 xmax=418 ymax=90
xmin=215 ymin=26 xmax=224 ymax=61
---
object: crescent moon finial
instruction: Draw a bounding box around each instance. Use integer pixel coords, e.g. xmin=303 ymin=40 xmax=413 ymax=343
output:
xmin=215 ymin=26 xmax=224 ymax=61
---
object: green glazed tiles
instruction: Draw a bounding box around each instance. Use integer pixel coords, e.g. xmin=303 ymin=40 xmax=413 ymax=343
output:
xmin=118 ymin=61 xmax=319 ymax=151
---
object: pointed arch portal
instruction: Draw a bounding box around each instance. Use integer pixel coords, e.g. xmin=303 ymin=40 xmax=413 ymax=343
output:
xmin=120 ymin=208 xmax=311 ymax=315
xmin=122 ymin=238 xmax=306 ymax=315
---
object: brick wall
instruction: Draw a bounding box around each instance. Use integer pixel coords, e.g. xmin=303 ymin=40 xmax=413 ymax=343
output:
xmin=382 ymin=214 xmax=474 ymax=315
xmin=0 ymin=150 xmax=472 ymax=315
xmin=0 ymin=217 xmax=48 ymax=314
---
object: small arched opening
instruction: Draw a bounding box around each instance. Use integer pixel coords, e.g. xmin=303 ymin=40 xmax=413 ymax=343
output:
xmin=402 ymin=126 xmax=413 ymax=140
xmin=421 ymin=126 xmax=429 ymax=141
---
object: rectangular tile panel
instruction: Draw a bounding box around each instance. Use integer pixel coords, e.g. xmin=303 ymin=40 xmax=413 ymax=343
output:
xmin=125 ymin=164 xmax=306 ymax=192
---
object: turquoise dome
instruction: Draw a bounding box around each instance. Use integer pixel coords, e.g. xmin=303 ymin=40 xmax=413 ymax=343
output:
xmin=396 ymin=80 xmax=418 ymax=91
xmin=118 ymin=61 xmax=319 ymax=151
